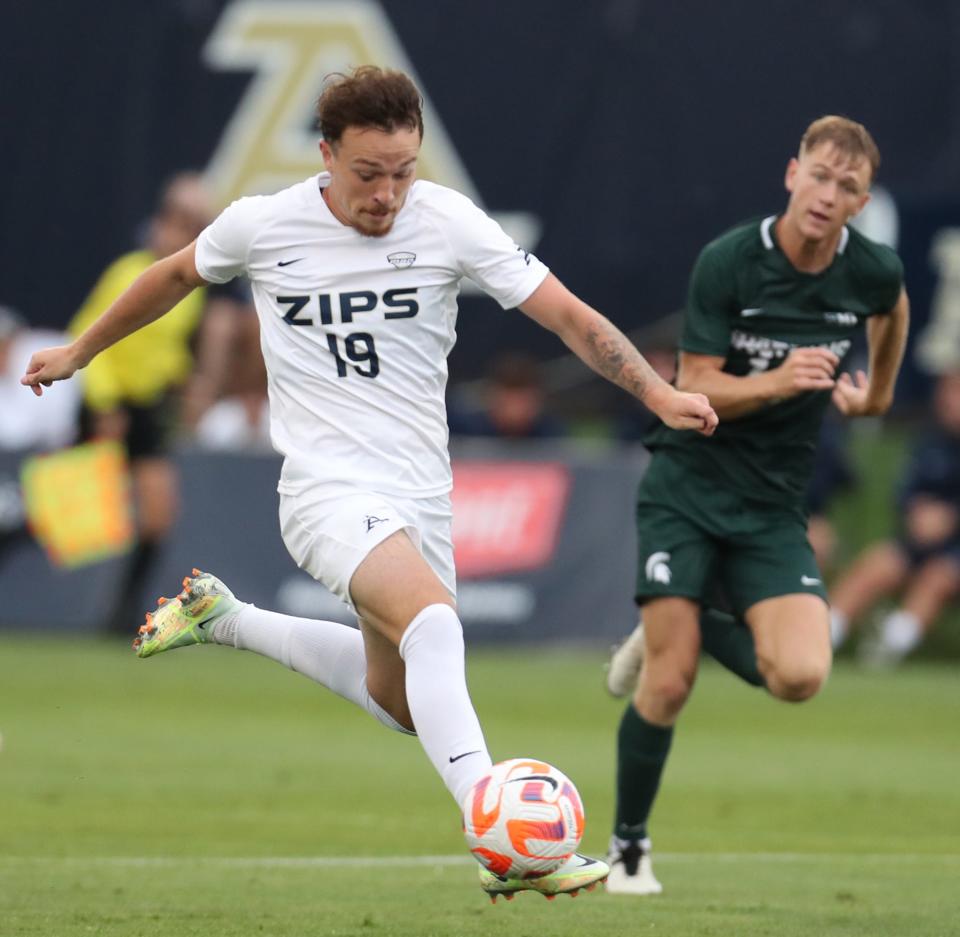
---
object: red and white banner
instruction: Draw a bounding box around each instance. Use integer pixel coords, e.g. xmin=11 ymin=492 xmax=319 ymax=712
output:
xmin=0 ymin=450 xmax=642 ymax=642
xmin=451 ymin=462 xmax=571 ymax=578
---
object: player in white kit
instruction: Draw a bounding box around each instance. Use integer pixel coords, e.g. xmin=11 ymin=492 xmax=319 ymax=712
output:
xmin=23 ymin=67 xmax=717 ymax=900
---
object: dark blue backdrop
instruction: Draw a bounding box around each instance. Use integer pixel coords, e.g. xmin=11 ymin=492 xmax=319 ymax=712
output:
xmin=3 ymin=0 xmax=959 ymax=383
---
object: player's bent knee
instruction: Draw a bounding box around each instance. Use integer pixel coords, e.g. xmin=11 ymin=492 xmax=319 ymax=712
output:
xmin=765 ymin=660 xmax=829 ymax=702
xmin=641 ymin=670 xmax=696 ymax=717
xmin=776 ymin=675 xmax=824 ymax=703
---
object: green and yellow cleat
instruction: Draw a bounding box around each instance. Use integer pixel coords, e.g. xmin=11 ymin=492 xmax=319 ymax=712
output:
xmin=479 ymin=853 xmax=609 ymax=903
xmin=133 ymin=568 xmax=240 ymax=658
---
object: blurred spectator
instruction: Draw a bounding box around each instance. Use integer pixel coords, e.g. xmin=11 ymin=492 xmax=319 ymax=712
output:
xmin=0 ymin=304 xmax=80 ymax=562
xmin=195 ymin=390 xmax=271 ymax=452
xmin=180 ymin=277 xmax=258 ymax=433
xmin=68 ymin=172 xmax=246 ymax=633
xmin=915 ymin=227 xmax=960 ymax=377
xmin=447 ymin=352 xmax=566 ymax=440
xmin=0 ymin=305 xmax=79 ymax=452
xmin=194 ymin=312 xmax=271 ymax=453
xmin=829 ymin=370 xmax=960 ymax=664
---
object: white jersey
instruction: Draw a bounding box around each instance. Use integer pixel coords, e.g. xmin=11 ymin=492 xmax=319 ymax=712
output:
xmin=195 ymin=174 xmax=548 ymax=498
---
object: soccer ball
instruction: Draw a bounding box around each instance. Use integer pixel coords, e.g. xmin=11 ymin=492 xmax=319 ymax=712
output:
xmin=462 ymin=758 xmax=585 ymax=878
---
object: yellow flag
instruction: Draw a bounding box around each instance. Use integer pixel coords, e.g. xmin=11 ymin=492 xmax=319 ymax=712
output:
xmin=20 ymin=441 xmax=134 ymax=568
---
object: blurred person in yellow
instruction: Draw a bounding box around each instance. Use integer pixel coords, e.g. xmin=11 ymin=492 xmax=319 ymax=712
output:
xmin=68 ymin=172 xmax=217 ymax=632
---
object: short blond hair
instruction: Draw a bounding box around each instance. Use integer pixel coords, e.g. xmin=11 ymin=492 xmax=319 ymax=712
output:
xmin=800 ymin=115 xmax=880 ymax=183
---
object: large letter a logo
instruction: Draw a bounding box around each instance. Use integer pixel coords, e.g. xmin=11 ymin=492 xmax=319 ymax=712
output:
xmin=201 ymin=0 xmax=537 ymax=248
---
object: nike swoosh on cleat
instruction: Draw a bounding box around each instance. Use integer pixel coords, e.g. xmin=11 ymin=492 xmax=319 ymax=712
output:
xmin=449 ymin=750 xmax=481 ymax=763
xmin=278 ymin=258 xmax=304 ymax=267
xmin=575 ymin=856 xmax=598 ymax=867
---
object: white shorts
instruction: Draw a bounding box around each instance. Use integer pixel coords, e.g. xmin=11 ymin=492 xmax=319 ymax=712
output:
xmin=278 ymin=486 xmax=456 ymax=610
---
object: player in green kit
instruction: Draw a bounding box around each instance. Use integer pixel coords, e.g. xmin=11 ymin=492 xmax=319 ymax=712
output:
xmin=603 ymin=116 xmax=910 ymax=894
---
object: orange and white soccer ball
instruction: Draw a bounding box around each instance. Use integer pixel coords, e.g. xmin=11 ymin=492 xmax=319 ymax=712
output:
xmin=462 ymin=758 xmax=585 ymax=878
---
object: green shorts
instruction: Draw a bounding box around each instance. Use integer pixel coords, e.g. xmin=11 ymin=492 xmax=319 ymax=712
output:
xmin=634 ymin=451 xmax=828 ymax=618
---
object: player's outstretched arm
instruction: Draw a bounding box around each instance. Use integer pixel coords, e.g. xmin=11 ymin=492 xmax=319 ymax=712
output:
xmin=832 ymin=289 xmax=910 ymax=418
xmin=519 ymin=274 xmax=718 ymax=435
xmin=21 ymin=242 xmax=206 ymax=397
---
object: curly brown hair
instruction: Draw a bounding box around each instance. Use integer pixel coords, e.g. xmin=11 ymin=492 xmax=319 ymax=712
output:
xmin=316 ymin=66 xmax=424 ymax=147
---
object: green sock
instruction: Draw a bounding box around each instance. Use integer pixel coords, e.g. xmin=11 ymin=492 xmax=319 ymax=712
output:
xmin=700 ymin=607 xmax=765 ymax=687
xmin=614 ymin=704 xmax=673 ymax=841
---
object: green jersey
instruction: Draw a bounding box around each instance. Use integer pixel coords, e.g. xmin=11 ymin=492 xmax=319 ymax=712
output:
xmin=645 ymin=215 xmax=903 ymax=508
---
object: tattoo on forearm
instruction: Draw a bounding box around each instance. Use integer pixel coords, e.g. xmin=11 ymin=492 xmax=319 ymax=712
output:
xmin=584 ymin=320 xmax=653 ymax=400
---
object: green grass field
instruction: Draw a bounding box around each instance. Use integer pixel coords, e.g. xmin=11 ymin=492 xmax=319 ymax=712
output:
xmin=1 ymin=637 xmax=958 ymax=936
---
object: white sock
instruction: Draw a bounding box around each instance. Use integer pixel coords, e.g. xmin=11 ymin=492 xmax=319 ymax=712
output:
xmin=212 ymin=604 xmax=413 ymax=735
xmin=398 ymin=604 xmax=493 ymax=806
xmin=829 ymin=608 xmax=850 ymax=649
xmin=879 ymin=609 xmax=922 ymax=657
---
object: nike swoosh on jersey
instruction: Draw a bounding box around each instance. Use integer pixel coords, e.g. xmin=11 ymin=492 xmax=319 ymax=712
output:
xmin=801 ymin=575 xmax=822 ymax=586
xmin=740 ymin=307 xmax=765 ymax=317
xmin=277 ymin=258 xmax=304 ymax=267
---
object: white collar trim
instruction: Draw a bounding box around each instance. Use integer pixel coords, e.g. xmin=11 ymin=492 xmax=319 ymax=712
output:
xmin=760 ymin=215 xmax=777 ymax=249
xmin=838 ymin=226 xmax=850 ymax=254
xmin=762 ymin=215 xmax=850 ymax=255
